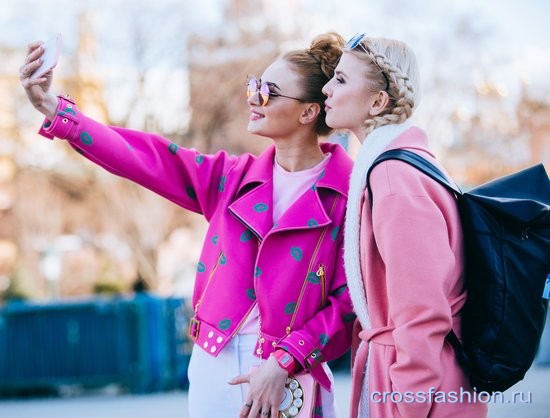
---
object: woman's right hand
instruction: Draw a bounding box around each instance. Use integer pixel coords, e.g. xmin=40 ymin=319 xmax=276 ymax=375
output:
xmin=229 ymin=355 xmax=287 ymax=418
xmin=19 ymin=41 xmax=58 ymax=120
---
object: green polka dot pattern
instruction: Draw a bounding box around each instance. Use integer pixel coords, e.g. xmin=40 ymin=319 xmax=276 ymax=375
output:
xmin=246 ymin=288 xmax=256 ymax=301
xmin=307 ymin=219 xmax=318 ymax=227
xmin=240 ymin=230 xmax=253 ymax=242
xmin=284 ymin=302 xmax=297 ymax=315
xmin=290 ymin=247 xmax=303 ymax=261
xmin=307 ymin=272 xmax=320 ymax=284
xmin=218 ymin=319 xmax=231 ymax=330
xmin=80 ymin=132 xmax=93 ymax=145
xmin=168 ymin=143 xmax=178 ymax=154
xmin=218 ymin=176 xmax=226 ymax=191
xmin=253 ymin=203 xmax=268 ymax=212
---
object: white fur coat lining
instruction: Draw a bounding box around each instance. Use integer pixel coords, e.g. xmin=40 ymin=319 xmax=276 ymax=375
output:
xmin=343 ymin=121 xmax=412 ymax=417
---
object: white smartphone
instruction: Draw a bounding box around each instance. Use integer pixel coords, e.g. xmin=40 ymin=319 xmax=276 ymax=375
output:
xmin=30 ymin=33 xmax=62 ymax=79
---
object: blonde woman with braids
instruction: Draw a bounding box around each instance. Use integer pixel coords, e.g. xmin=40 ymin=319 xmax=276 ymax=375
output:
xmin=323 ymin=34 xmax=488 ymax=418
xmin=21 ymin=32 xmax=354 ymax=418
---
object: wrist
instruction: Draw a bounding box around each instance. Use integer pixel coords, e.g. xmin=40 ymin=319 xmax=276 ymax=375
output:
xmin=38 ymin=93 xmax=59 ymax=121
xmin=272 ymin=349 xmax=297 ymax=375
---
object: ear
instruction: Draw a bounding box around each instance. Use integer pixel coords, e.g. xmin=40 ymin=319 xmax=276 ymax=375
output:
xmin=299 ymin=103 xmax=321 ymax=125
xmin=368 ymin=91 xmax=390 ymax=117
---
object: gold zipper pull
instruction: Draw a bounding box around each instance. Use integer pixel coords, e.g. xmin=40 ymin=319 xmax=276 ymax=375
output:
xmin=316 ymin=264 xmax=325 ymax=280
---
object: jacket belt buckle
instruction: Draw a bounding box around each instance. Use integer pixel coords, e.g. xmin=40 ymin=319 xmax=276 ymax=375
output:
xmin=188 ymin=318 xmax=201 ymax=341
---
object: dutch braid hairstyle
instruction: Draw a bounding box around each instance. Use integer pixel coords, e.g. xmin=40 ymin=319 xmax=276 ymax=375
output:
xmin=283 ymin=32 xmax=345 ymax=136
xmin=349 ymin=37 xmax=420 ymax=135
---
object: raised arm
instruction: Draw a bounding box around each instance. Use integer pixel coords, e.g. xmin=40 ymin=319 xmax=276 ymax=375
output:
xmin=19 ymin=40 xmax=241 ymax=219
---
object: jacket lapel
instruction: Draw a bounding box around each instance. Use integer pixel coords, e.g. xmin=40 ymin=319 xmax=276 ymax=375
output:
xmin=228 ymin=142 xmax=352 ymax=238
xmin=275 ymin=184 xmax=332 ymax=231
xmin=228 ymin=180 xmax=274 ymax=239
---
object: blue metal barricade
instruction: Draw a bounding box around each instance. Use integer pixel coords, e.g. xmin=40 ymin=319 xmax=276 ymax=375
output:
xmin=0 ymin=295 xmax=192 ymax=395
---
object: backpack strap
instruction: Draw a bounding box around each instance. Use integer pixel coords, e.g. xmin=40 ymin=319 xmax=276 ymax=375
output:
xmin=366 ymin=149 xmax=462 ymax=207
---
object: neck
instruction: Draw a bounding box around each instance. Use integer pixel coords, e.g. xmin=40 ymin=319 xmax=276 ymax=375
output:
xmin=352 ymin=126 xmax=368 ymax=144
xmin=274 ymin=135 xmax=324 ymax=172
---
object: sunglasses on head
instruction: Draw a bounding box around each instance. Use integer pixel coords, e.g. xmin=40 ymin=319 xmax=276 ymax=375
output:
xmin=345 ymin=33 xmax=390 ymax=90
xmin=246 ymin=75 xmax=305 ymax=106
xmin=346 ymin=32 xmax=367 ymax=49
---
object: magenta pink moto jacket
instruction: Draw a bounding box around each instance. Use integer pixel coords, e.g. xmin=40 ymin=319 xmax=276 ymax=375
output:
xmin=39 ymin=96 xmax=355 ymax=389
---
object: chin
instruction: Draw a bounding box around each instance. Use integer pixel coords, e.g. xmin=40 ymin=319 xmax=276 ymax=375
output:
xmin=247 ymin=121 xmax=261 ymax=134
xmin=325 ymin=117 xmax=341 ymax=131
xmin=248 ymin=127 xmax=272 ymax=140
xmin=325 ymin=112 xmax=337 ymax=126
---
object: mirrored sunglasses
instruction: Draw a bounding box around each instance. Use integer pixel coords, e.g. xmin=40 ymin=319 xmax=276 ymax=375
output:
xmin=246 ymin=75 xmax=304 ymax=106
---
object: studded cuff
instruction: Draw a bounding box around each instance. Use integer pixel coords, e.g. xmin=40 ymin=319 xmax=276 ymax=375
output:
xmin=276 ymin=331 xmax=324 ymax=372
xmin=38 ymin=95 xmax=79 ymax=140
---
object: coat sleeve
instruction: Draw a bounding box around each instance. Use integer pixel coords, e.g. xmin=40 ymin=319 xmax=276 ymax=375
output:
xmin=38 ymin=97 xmax=239 ymax=220
xmin=373 ymin=191 xmax=457 ymax=418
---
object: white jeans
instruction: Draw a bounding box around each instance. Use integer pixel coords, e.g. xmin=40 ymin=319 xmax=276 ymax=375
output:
xmin=187 ymin=334 xmax=337 ymax=418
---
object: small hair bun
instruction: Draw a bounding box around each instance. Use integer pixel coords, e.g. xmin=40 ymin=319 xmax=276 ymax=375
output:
xmin=308 ymin=32 xmax=345 ymax=78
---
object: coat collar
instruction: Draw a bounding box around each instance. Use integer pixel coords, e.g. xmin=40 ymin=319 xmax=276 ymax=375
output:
xmin=229 ymin=142 xmax=352 ymax=239
xmin=238 ymin=142 xmax=352 ymax=197
xmin=386 ymin=126 xmax=435 ymax=158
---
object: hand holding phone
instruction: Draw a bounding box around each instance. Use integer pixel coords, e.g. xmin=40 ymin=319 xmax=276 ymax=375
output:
xmin=30 ymin=33 xmax=62 ymax=79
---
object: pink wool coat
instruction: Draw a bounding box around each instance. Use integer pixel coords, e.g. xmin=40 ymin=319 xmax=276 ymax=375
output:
xmin=39 ymin=96 xmax=355 ymax=396
xmin=350 ymin=128 xmax=488 ymax=418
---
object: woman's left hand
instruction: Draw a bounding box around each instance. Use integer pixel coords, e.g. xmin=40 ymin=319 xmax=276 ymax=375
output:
xmin=229 ymin=355 xmax=287 ymax=418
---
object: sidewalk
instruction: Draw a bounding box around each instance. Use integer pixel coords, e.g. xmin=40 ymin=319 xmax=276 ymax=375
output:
xmin=334 ymin=365 xmax=550 ymax=418
xmin=0 ymin=366 xmax=548 ymax=417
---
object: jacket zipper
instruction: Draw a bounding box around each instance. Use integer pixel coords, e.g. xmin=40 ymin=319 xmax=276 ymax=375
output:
xmin=193 ymin=250 xmax=224 ymax=316
xmin=225 ymin=214 xmax=262 ymax=340
xmin=287 ymin=195 xmax=340 ymax=333
xmin=317 ymin=264 xmax=326 ymax=307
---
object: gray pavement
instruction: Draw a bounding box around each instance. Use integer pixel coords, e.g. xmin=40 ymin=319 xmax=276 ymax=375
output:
xmin=0 ymin=366 xmax=549 ymax=417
